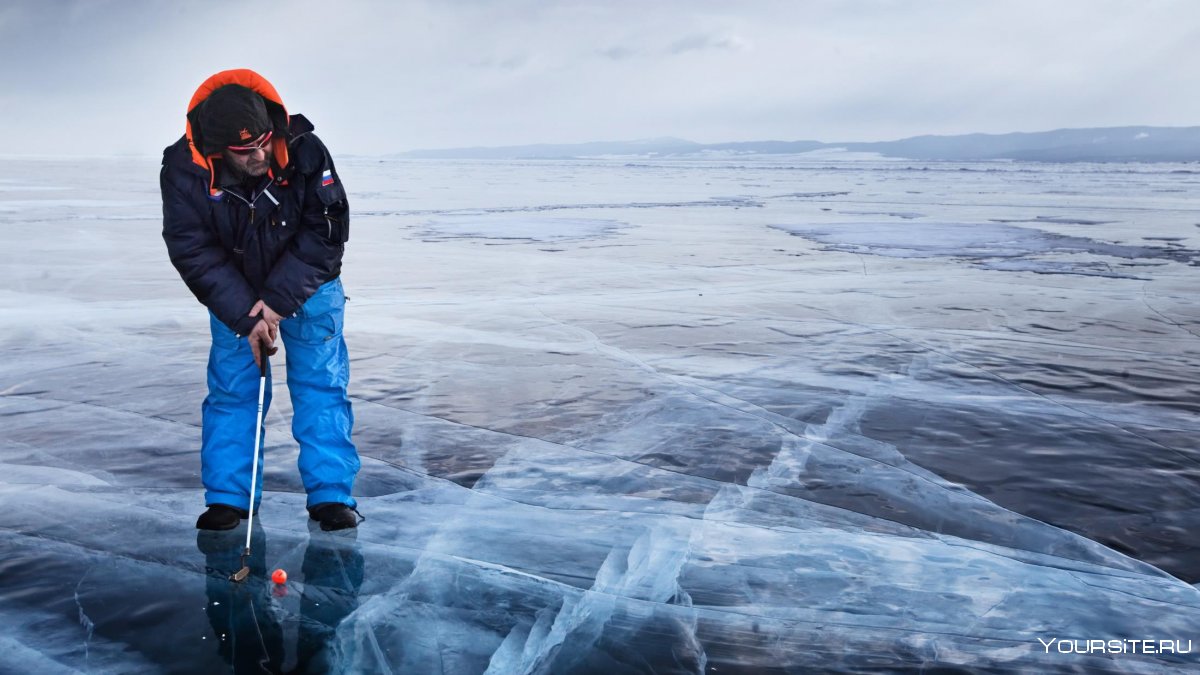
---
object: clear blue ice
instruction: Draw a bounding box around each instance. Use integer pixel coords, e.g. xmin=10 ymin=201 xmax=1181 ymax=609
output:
xmin=1 ymin=154 xmax=1198 ymax=672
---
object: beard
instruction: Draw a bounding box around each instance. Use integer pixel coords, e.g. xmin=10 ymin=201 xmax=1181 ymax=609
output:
xmin=223 ymin=151 xmax=271 ymax=180
xmin=244 ymin=159 xmax=270 ymax=177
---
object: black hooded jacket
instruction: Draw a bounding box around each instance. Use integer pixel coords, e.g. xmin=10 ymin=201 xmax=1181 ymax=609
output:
xmin=160 ymin=70 xmax=349 ymax=337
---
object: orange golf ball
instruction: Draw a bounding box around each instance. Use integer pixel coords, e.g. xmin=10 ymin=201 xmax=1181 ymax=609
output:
xmin=272 ymin=568 xmax=287 ymax=584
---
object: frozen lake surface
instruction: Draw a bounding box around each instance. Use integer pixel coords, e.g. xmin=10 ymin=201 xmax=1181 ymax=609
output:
xmin=1 ymin=155 xmax=1199 ymax=673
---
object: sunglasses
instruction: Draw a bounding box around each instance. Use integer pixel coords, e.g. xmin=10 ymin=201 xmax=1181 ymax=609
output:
xmin=227 ymin=130 xmax=273 ymax=155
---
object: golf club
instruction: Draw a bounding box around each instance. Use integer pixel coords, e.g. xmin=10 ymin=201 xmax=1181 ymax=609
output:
xmin=230 ymin=340 xmax=271 ymax=583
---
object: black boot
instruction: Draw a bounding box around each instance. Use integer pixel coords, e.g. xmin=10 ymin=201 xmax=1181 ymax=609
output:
xmin=307 ymin=503 xmax=360 ymax=531
xmin=196 ymin=504 xmax=249 ymax=531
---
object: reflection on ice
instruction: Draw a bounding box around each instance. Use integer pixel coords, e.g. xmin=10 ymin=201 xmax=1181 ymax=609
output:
xmin=1 ymin=156 xmax=1198 ymax=672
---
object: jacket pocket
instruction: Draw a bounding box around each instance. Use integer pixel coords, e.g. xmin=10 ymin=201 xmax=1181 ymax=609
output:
xmin=292 ymin=279 xmax=345 ymax=344
xmin=316 ymin=181 xmax=350 ymax=243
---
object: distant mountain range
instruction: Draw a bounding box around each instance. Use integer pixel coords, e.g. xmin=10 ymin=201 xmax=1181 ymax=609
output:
xmin=396 ymin=126 xmax=1200 ymax=162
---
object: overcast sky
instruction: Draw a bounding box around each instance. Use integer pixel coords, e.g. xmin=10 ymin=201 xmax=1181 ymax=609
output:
xmin=2 ymin=0 xmax=1198 ymax=157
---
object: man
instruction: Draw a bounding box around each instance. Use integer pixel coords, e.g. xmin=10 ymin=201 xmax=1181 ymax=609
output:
xmin=161 ymin=69 xmax=360 ymax=531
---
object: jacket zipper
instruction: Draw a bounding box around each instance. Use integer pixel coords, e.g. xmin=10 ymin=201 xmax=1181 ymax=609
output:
xmin=223 ymin=185 xmax=268 ymax=249
xmin=220 ymin=190 xmax=255 ymax=339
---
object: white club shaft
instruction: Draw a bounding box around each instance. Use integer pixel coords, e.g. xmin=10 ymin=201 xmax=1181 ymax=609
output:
xmin=242 ymin=373 xmax=268 ymax=552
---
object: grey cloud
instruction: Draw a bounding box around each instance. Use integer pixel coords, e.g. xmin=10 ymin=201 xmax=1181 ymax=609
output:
xmin=599 ymin=33 xmax=748 ymax=62
xmin=469 ymin=54 xmax=529 ymax=70
xmin=667 ymin=33 xmax=748 ymax=55
xmin=598 ymin=45 xmax=638 ymax=61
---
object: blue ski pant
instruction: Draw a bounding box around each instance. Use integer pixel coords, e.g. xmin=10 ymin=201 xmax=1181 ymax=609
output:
xmin=201 ymin=278 xmax=359 ymax=511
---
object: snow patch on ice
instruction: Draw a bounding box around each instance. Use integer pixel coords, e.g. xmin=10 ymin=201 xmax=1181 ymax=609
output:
xmin=0 ymin=462 xmax=110 ymax=486
xmin=770 ymin=221 xmax=1198 ymax=276
xmin=419 ymin=215 xmax=627 ymax=243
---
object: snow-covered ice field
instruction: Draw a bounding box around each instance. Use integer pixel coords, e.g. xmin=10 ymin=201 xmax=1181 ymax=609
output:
xmin=1 ymin=154 xmax=1198 ymax=672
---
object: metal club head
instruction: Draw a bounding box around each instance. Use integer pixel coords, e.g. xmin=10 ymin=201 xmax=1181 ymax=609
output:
xmin=229 ymin=549 xmax=251 ymax=582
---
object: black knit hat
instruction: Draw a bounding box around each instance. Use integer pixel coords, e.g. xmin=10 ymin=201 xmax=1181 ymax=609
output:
xmin=197 ymin=84 xmax=271 ymax=154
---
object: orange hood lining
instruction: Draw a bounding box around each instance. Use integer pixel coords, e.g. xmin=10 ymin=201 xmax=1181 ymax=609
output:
xmin=185 ymin=69 xmax=290 ymax=193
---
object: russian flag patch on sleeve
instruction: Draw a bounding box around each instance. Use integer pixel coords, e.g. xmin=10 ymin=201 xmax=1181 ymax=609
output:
xmin=321 ymin=170 xmax=334 ymax=187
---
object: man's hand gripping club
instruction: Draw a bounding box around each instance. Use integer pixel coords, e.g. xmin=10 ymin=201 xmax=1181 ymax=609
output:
xmin=248 ymin=300 xmax=283 ymax=367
